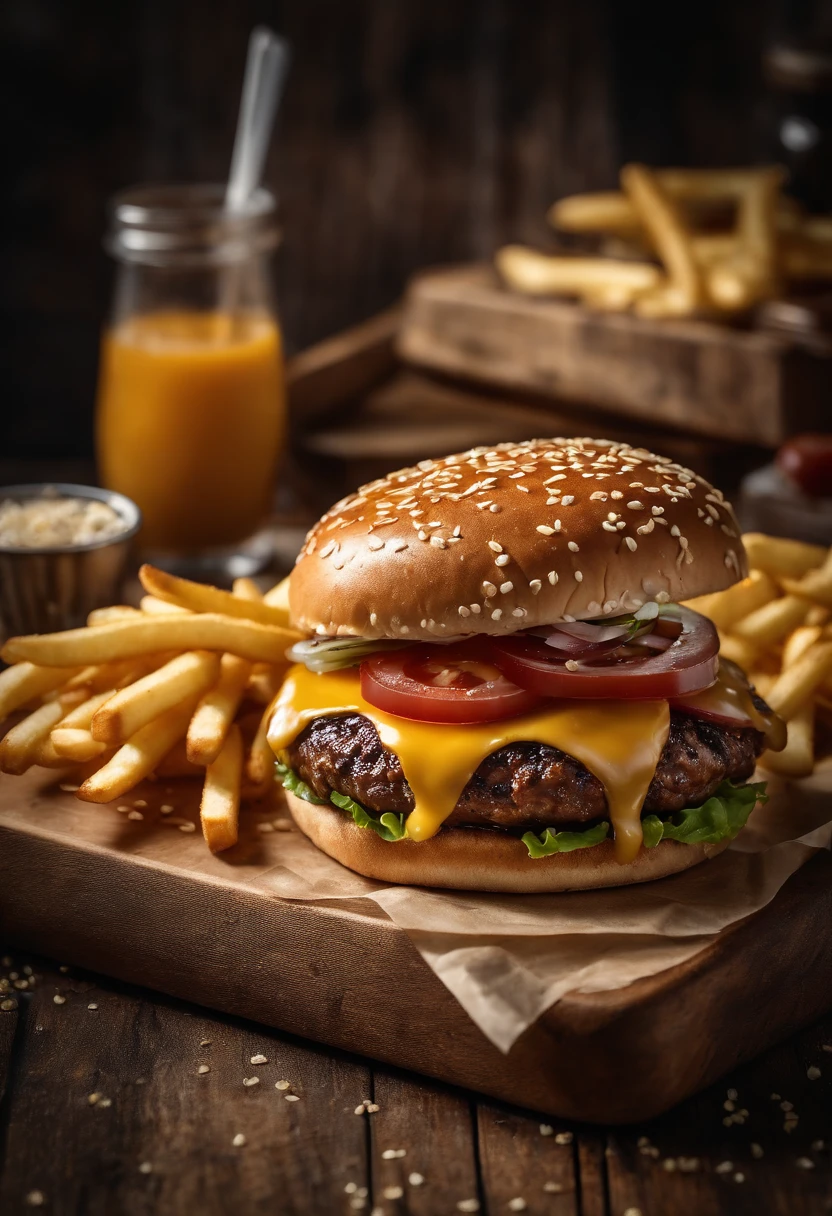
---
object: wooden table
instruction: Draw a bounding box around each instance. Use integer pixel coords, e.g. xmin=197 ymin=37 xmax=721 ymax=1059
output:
xmin=0 ymin=946 xmax=830 ymax=1215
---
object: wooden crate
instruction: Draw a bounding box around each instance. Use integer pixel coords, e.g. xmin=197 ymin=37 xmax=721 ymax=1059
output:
xmin=395 ymin=265 xmax=831 ymax=446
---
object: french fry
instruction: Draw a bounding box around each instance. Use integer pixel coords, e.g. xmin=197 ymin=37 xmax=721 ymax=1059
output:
xmin=232 ymin=577 xmax=263 ymax=601
xmin=717 ymin=633 xmax=761 ymax=672
xmin=742 ymin=534 xmax=826 ymax=580
xmin=0 ymin=662 xmax=83 ymax=720
xmin=36 ymin=737 xmax=74 ymax=768
xmin=77 ymin=699 xmax=198 ymax=803
xmin=706 ymin=169 xmax=783 ymax=310
xmin=246 ymin=704 xmax=276 ymax=787
xmin=548 ymin=191 xmax=643 ymax=236
xmin=139 ymin=595 xmax=191 ymax=616
xmin=50 ymin=728 xmax=106 ymax=763
xmin=153 ymin=739 xmax=205 ymax=778
xmin=87 ymin=605 xmax=142 ymax=626
xmin=2 ymin=614 xmax=296 ymax=667
xmin=806 ymin=605 xmax=830 ymax=627
xmin=759 ymin=702 xmax=814 ymax=778
xmin=620 ymin=164 xmax=701 ymax=316
xmin=766 ymin=641 xmax=832 ymax=721
xmin=186 ymin=653 xmax=251 ymax=765
xmin=200 ymin=724 xmax=243 ymax=853
xmin=732 ymin=595 xmax=810 ymax=647
xmin=782 ymin=565 xmax=832 ymax=611
xmin=91 ymin=651 xmax=221 ymax=746
xmin=495 ymin=246 xmax=660 ymax=297
xmin=0 ymin=699 xmax=76 ymax=775
xmin=782 ymin=626 xmax=823 ymax=669
xmin=138 ymin=565 xmax=299 ymax=631
xmin=684 ymin=570 xmax=778 ymax=632
xmin=263 ymin=576 xmax=291 ymax=627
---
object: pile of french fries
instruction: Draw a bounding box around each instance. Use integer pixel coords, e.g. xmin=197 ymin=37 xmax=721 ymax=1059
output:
xmin=686 ymin=534 xmax=832 ymax=779
xmin=0 ymin=566 xmax=296 ymax=853
xmin=497 ymin=164 xmax=832 ymax=318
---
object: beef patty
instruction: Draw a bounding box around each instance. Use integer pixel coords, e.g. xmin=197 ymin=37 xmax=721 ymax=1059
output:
xmin=286 ymin=710 xmax=767 ymax=833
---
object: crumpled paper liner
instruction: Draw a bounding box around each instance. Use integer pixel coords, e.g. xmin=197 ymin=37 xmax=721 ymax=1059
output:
xmin=252 ymin=764 xmax=832 ymax=1051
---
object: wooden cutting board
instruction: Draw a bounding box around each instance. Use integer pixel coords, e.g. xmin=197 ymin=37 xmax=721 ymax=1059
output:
xmin=396 ymin=265 xmax=831 ymax=446
xmin=4 ymin=768 xmax=832 ymax=1125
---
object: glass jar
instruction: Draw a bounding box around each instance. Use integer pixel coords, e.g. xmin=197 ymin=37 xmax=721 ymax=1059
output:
xmin=96 ymin=184 xmax=285 ymax=574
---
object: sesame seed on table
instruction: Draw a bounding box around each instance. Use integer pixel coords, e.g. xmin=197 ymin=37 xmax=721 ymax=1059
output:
xmin=0 ymin=947 xmax=830 ymax=1215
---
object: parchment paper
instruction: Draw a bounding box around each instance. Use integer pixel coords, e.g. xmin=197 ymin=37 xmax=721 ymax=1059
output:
xmin=251 ymin=764 xmax=832 ymax=1051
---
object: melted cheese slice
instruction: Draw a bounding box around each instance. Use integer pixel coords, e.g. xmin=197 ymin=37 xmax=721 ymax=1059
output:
xmin=268 ymin=665 xmax=670 ymax=864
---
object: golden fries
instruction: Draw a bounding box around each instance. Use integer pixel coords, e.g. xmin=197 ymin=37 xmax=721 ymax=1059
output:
xmin=0 ymin=562 xmax=297 ymax=851
xmin=0 ymin=699 xmax=76 ymax=775
xmin=186 ymin=653 xmax=251 ymax=765
xmin=2 ymin=613 xmax=296 ymax=667
xmin=77 ymin=699 xmax=198 ymax=803
xmin=139 ymin=595 xmax=191 ymax=616
xmin=495 ymin=246 xmax=660 ymax=299
xmin=759 ymin=703 xmax=815 ymax=778
xmin=526 ymin=166 xmax=832 ymax=319
xmin=731 ymin=595 xmax=810 ymax=648
xmin=90 ymin=651 xmax=220 ymax=746
xmin=742 ymin=533 xmax=828 ymax=580
xmin=0 ymin=661 xmax=83 ymax=720
xmin=200 ymin=724 xmax=243 ymax=852
xmin=138 ymin=565 xmax=298 ymax=631
xmin=263 ymin=575 xmax=291 ymax=627
xmin=684 ymin=570 xmax=778 ymax=632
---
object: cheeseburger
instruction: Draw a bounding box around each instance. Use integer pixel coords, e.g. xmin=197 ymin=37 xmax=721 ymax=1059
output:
xmin=268 ymin=438 xmax=785 ymax=892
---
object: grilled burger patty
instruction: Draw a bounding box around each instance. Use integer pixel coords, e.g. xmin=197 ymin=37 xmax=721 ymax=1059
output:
xmin=286 ymin=710 xmax=767 ymax=833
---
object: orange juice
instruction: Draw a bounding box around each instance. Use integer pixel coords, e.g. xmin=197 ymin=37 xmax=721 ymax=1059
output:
xmin=96 ymin=310 xmax=285 ymax=551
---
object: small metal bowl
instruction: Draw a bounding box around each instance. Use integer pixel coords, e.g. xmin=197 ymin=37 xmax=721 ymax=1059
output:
xmin=0 ymin=484 xmax=142 ymax=644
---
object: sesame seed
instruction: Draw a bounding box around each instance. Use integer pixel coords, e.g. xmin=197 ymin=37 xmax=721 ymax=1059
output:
xmin=602 ymin=522 xmax=617 ymax=532
xmin=565 ymin=660 xmax=579 ymax=671
xmin=1 ymin=1000 xmax=18 ymax=1011
xmin=539 ymin=1124 xmax=554 ymax=1136
xmin=160 ymin=804 xmax=174 ymax=814
xmin=627 ymin=500 xmax=644 ymax=509
xmin=548 ymin=571 xmax=558 ymax=585
xmin=670 ymin=524 xmax=680 ymax=537
xmin=574 ymin=571 xmax=583 ymax=582
xmin=512 ymin=608 xmax=526 ymax=618
xmin=127 ymin=810 xmax=143 ymax=821
xmin=284 ymin=1094 xmax=300 ymax=1102
xmin=383 ymin=1186 xmax=404 ymax=1200
xmin=625 ymin=537 xmax=637 ymax=551
xmin=409 ymin=1172 xmax=425 ymax=1186
xmin=53 ymin=994 xmax=66 ymax=1005
xmin=516 ymin=485 xmax=529 ymax=493
xmin=567 ymin=541 xmax=579 ymax=552
xmin=25 ymin=1192 xmax=45 ymax=1207
xmin=536 ymin=525 xmax=555 ymax=536
xmin=179 ymin=823 xmax=196 ymax=833
xmin=651 ymin=505 xmax=664 ymax=515
xmin=458 ymin=606 xmax=471 ymax=617
xmin=492 ymin=609 xmax=503 ymax=621
xmin=198 ymin=1064 xmax=210 ymax=1075
xmin=488 ymin=540 xmax=503 ymax=552
xmin=232 ymin=1134 xmax=246 ymax=1147
xmin=530 ymin=579 xmax=542 ymax=594
xmin=562 ymin=496 xmax=575 ymax=505
xmin=508 ymin=1201 xmax=527 ymax=1212
xmin=275 ymin=1080 xmax=290 ymax=1090
xmin=495 ymin=554 xmax=510 ymax=567
xmin=500 ymin=581 xmax=513 ymax=594
xmin=483 ymin=581 xmax=497 ymax=596
xmin=807 ymin=1065 xmax=821 ymax=1080
xmin=470 ymin=604 xmax=481 ymax=614
xmin=555 ymin=1131 xmax=573 ymax=1145
xmin=796 ymin=1158 xmax=815 ymax=1170
xmin=88 ymin=1002 xmax=98 ymax=1011
xmin=457 ymin=1202 xmax=480 ymax=1213
xmin=138 ymin=1162 xmax=153 ymax=1174
xmin=489 ymin=504 xmax=500 ymax=512
xmin=430 ymin=535 xmax=446 ymax=548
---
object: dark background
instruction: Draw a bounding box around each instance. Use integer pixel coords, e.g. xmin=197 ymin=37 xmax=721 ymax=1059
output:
xmin=1 ymin=0 xmax=827 ymax=459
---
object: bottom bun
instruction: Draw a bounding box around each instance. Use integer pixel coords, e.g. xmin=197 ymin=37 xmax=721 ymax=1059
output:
xmin=284 ymin=792 xmax=733 ymax=893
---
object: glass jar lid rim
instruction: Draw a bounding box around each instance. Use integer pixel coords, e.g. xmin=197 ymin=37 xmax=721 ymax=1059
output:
xmin=111 ymin=183 xmax=276 ymax=228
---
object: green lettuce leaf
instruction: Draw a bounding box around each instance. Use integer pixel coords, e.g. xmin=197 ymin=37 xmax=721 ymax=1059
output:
xmin=521 ymin=820 xmax=610 ymax=859
xmin=274 ymin=761 xmax=328 ymax=805
xmin=640 ymin=780 xmax=767 ymax=848
xmin=330 ymin=792 xmax=406 ymax=842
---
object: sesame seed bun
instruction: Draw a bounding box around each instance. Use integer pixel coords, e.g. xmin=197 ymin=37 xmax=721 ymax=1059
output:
xmin=290 ymin=438 xmax=747 ymax=642
xmin=284 ymin=791 xmax=733 ymax=892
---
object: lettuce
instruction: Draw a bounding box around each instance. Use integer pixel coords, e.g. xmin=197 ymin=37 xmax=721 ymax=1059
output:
xmin=330 ymin=792 xmax=406 ymax=842
xmin=276 ymin=761 xmax=766 ymax=859
xmin=640 ymin=780 xmax=767 ymax=849
xmin=276 ymin=761 xmax=405 ymax=841
xmin=521 ymin=820 xmax=610 ymax=859
xmin=274 ymin=761 xmax=328 ymax=805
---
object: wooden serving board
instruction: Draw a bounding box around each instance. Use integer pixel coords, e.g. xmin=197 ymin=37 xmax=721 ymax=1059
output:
xmin=4 ymin=769 xmax=832 ymax=1125
xmin=396 ymin=265 xmax=831 ymax=446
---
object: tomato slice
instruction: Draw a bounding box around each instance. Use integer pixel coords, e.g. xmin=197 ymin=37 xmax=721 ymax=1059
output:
xmin=488 ymin=606 xmax=719 ymax=700
xmin=360 ymin=644 xmax=544 ymax=724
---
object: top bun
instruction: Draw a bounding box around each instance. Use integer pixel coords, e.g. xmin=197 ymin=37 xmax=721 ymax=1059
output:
xmin=290 ymin=438 xmax=747 ymax=641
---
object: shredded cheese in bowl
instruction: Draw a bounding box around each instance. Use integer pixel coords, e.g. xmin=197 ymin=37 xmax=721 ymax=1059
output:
xmin=0 ymin=495 xmax=127 ymax=549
